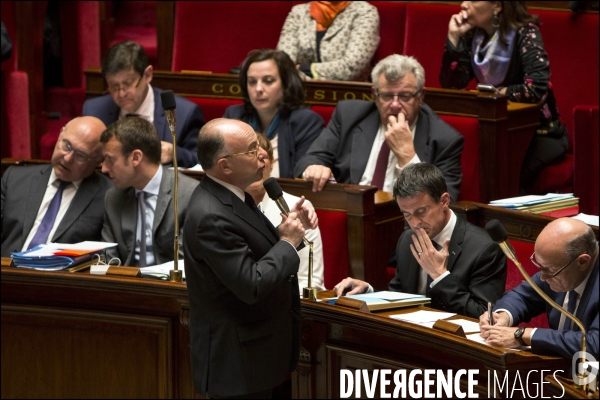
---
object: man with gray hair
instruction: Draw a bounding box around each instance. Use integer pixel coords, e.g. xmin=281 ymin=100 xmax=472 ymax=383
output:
xmin=333 ymin=163 xmax=506 ymax=319
xmin=294 ymin=54 xmax=464 ymax=201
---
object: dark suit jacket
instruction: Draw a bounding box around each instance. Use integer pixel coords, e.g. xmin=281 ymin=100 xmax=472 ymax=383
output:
xmin=293 ymin=100 xmax=464 ymax=201
xmin=389 ymin=215 xmax=507 ymax=318
xmin=183 ymin=175 xmax=301 ymax=398
xmin=1 ymin=164 xmax=113 ymax=257
xmin=495 ymin=257 xmax=599 ymax=359
xmin=223 ymin=105 xmax=324 ymax=178
xmin=82 ymin=86 xmax=205 ymax=167
xmin=101 ymin=166 xmax=199 ymax=266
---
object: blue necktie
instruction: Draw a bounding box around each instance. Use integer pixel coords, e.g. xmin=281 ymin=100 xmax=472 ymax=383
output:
xmin=137 ymin=191 xmax=149 ymax=267
xmin=28 ymin=180 xmax=70 ymax=249
xmin=562 ymin=290 xmax=578 ymax=331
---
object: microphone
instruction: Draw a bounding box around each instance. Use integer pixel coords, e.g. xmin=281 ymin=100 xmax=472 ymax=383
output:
xmin=263 ymin=177 xmax=317 ymax=301
xmin=161 ymin=90 xmax=177 ymax=132
xmin=160 ymin=90 xmax=182 ymax=283
xmin=485 ymin=219 xmax=589 ymax=392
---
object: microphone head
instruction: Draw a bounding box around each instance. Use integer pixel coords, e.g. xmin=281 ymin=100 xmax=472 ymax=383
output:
xmin=485 ymin=219 xmax=508 ymax=243
xmin=263 ymin=177 xmax=283 ymax=200
xmin=160 ymin=90 xmax=176 ymax=110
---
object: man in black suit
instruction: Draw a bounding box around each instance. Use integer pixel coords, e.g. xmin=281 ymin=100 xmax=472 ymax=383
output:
xmin=294 ymin=54 xmax=464 ymax=201
xmin=183 ymin=118 xmax=317 ymax=398
xmin=334 ymin=163 xmax=506 ymax=319
xmin=1 ymin=116 xmax=112 ymax=257
xmin=82 ymin=40 xmax=205 ymax=168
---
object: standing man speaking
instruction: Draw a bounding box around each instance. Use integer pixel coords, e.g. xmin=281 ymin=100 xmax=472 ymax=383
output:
xmin=184 ymin=118 xmax=317 ymax=398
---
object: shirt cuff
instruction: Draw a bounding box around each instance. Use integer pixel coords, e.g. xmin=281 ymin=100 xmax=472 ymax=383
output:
xmin=395 ymin=153 xmax=421 ymax=170
xmin=430 ymin=271 xmax=450 ymax=288
xmin=366 ymin=284 xmax=374 ymax=293
xmin=529 ymin=328 xmax=538 ymax=341
xmin=494 ymin=308 xmax=514 ymax=326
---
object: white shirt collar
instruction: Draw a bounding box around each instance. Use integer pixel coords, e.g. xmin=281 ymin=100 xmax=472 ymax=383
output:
xmin=50 ymin=167 xmax=82 ymax=189
xmin=431 ymin=209 xmax=457 ymax=246
xmin=135 ymin=165 xmax=162 ymax=197
xmin=573 ymin=262 xmax=594 ymax=296
xmin=206 ymin=174 xmax=246 ymax=203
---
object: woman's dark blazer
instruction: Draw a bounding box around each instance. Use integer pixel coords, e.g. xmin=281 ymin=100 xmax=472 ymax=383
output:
xmin=223 ymin=104 xmax=324 ymax=178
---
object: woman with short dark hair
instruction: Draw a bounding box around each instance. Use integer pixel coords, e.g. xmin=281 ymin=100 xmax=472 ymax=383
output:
xmin=224 ymin=49 xmax=324 ymax=178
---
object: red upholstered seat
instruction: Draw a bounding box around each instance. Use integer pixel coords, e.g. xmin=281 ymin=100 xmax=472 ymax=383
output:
xmin=1 ymin=71 xmax=31 ymax=159
xmin=172 ymin=2 xmax=291 ymax=73
xmin=1 ymin=1 xmax=31 ymax=159
xmin=309 ymin=105 xmax=335 ymax=126
xmin=314 ymin=210 xmax=349 ymax=290
xmin=529 ymin=10 xmax=598 ymax=195
xmin=370 ymin=1 xmax=406 ymax=62
xmin=573 ymin=105 xmax=599 ymax=215
xmin=110 ymin=1 xmax=157 ymax=65
xmin=403 ymin=3 xmax=457 ymax=88
xmin=186 ymin=98 xmax=243 ymax=123
xmin=439 ymin=115 xmax=480 ymax=202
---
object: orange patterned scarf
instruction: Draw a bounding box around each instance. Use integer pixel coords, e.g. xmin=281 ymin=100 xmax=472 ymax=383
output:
xmin=309 ymin=1 xmax=351 ymax=31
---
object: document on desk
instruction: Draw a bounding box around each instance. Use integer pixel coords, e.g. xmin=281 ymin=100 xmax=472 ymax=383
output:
xmin=449 ymin=318 xmax=481 ymax=333
xmin=466 ymin=333 xmax=530 ymax=351
xmin=390 ymin=310 xmax=456 ymax=323
xmin=140 ymin=260 xmax=186 ymax=280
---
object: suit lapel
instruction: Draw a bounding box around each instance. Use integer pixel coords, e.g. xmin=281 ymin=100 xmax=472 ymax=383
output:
xmin=53 ymin=172 xmax=100 ymax=240
xmin=23 ymin=166 xmax=52 ymax=240
xmin=153 ymin=87 xmax=168 ymax=141
xmin=446 ymin=216 xmax=465 ymax=273
xmin=202 ymin=177 xmax=277 ymax=245
xmin=413 ymin=108 xmax=431 ymax=162
xmin=548 ymin=292 xmax=567 ymax=329
xmin=350 ymin=106 xmax=380 ymax=183
xmin=153 ymin=167 xmax=172 ymax=234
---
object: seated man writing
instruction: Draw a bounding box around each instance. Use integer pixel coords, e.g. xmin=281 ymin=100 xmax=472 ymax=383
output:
xmin=100 ymin=117 xmax=199 ymax=266
xmin=294 ymin=54 xmax=464 ymax=201
xmin=2 ymin=117 xmax=112 ymax=256
xmin=334 ymin=163 xmax=506 ymax=319
xmin=480 ymin=218 xmax=598 ymax=359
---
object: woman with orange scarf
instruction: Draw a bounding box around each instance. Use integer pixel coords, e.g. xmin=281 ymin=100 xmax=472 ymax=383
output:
xmin=277 ymin=1 xmax=380 ymax=82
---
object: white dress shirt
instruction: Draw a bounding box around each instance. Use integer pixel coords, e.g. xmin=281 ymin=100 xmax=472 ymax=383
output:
xmin=258 ymin=191 xmax=325 ymax=291
xmin=22 ymin=169 xmax=82 ymax=251
xmin=359 ymin=116 xmax=419 ymax=192
xmin=270 ymin=134 xmax=280 ymax=178
xmin=134 ymin=166 xmax=162 ymax=266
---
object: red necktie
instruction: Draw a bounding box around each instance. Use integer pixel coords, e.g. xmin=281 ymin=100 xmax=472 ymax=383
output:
xmin=371 ymin=141 xmax=390 ymax=191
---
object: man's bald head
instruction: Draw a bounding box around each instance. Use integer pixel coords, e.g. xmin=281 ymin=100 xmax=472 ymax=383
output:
xmin=535 ymin=218 xmax=598 ymax=292
xmin=51 ymin=116 xmax=107 ymax=182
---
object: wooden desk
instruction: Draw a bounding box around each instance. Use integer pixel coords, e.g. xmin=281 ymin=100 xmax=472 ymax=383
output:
xmin=85 ymin=69 xmax=540 ymax=203
xmin=1 ymin=264 xmax=199 ymax=399
xmin=293 ymin=294 xmax=570 ymax=398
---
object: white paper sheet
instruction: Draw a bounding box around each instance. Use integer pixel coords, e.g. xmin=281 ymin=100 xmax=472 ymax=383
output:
xmin=390 ymin=310 xmax=456 ymax=323
xmin=448 ymin=318 xmax=481 ymax=333
xmin=348 ymin=291 xmax=426 ymax=301
xmin=572 ymin=213 xmax=599 ymax=226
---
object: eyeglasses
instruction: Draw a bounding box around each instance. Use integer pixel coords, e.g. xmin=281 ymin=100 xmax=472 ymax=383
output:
xmin=375 ymin=90 xmax=420 ymax=103
xmin=58 ymin=139 xmax=92 ymax=164
xmin=530 ymin=251 xmax=587 ymax=277
xmin=106 ymin=75 xmax=143 ymax=94
xmin=223 ymin=144 xmax=261 ymax=159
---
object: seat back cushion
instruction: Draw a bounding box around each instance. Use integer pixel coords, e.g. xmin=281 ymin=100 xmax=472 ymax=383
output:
xmin=172 ymin=1 xmax=291 ymax=73
xmin=370 ymin=2 xmax=406 ymax=63
xmin=315 ymin=210 xmax=349 ymax=290
xmin=533 ymin=10 xmax=599 ymax=135
xmin=573 ymin=105 xmax=599 ymax=215
xmin=439 ymin=115 xmax=480 ymax=202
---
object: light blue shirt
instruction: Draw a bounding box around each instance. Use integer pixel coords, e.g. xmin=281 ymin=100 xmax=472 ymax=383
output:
xmin=135 ymin=166 xmax=163 ymax=266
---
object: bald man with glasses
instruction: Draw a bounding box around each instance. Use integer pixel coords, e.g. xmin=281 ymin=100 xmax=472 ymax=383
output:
xmin=294 ymin=54 xmax=464 ymax=201
xmin=1 ymin=116 xmax=113 ymax=257
xmin=480 ymin=218 xmax=599 ymax=359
